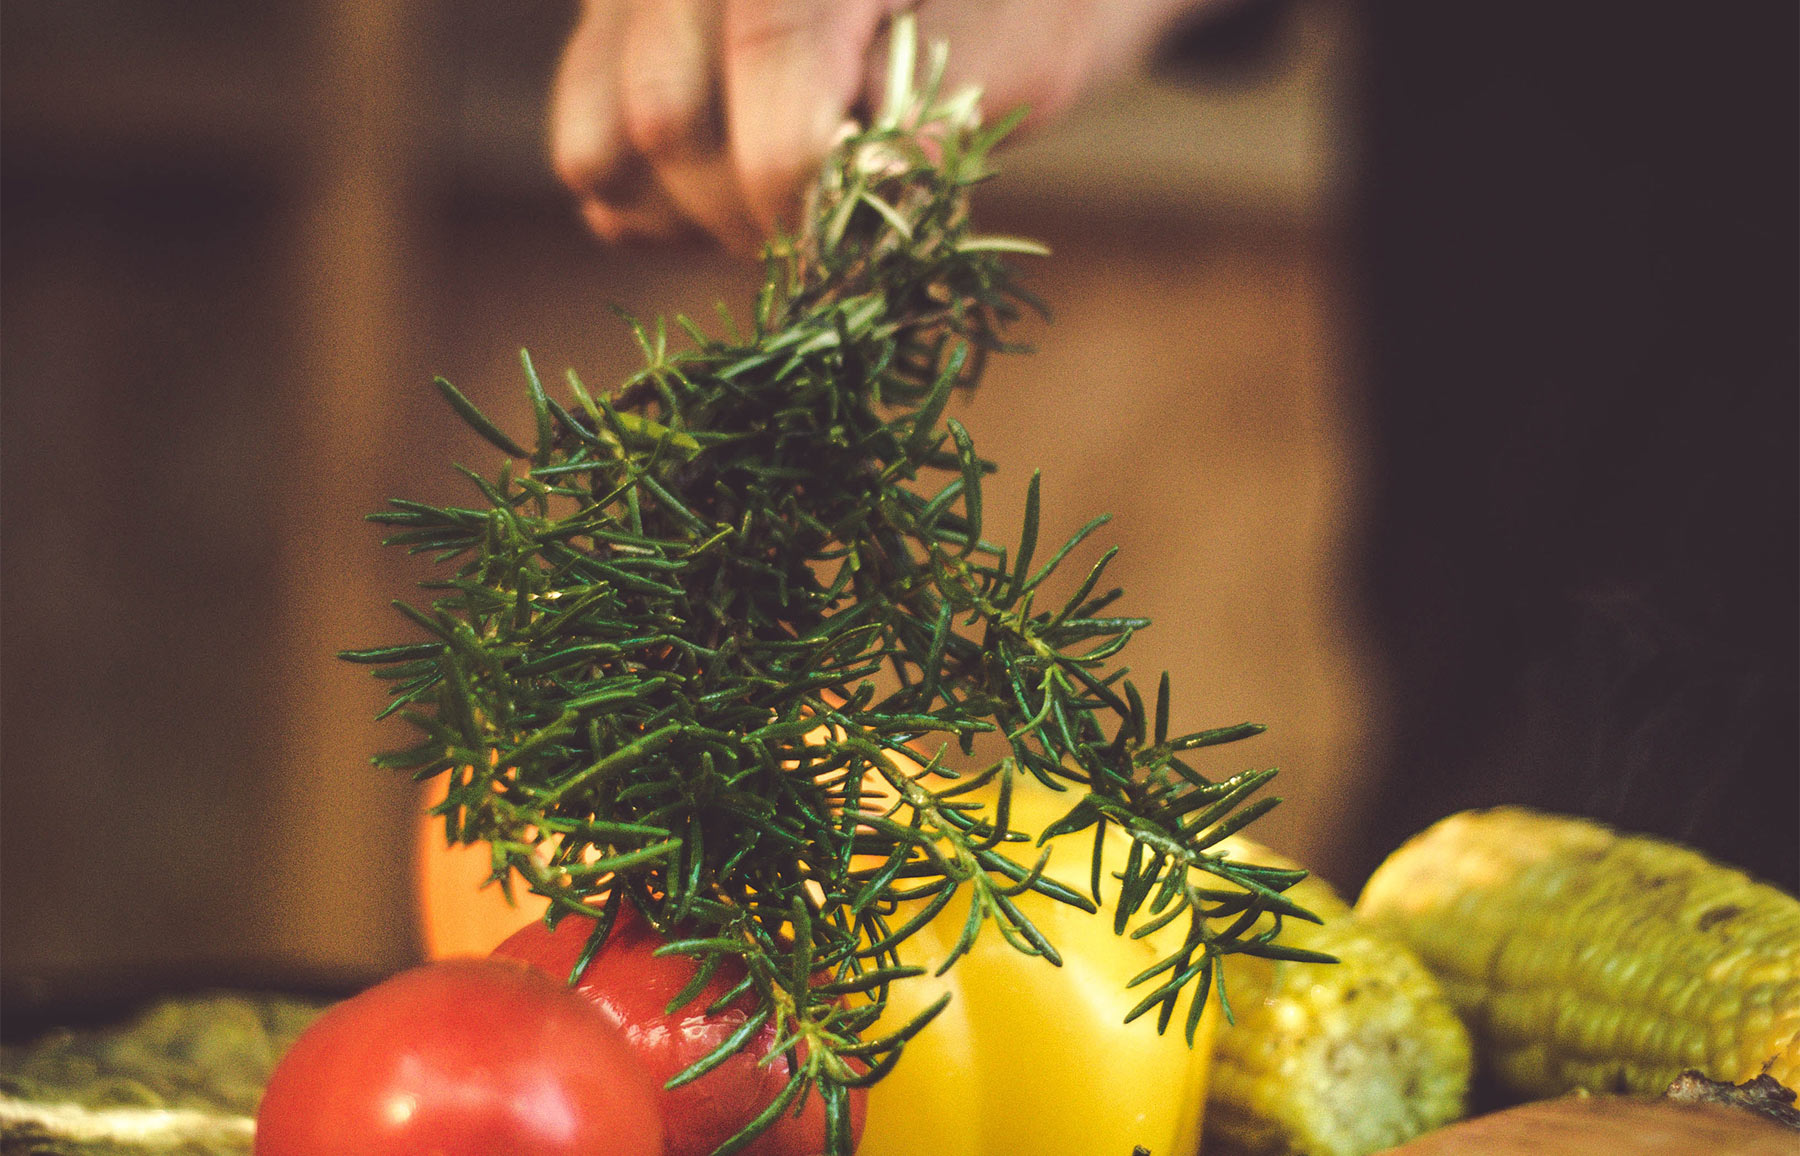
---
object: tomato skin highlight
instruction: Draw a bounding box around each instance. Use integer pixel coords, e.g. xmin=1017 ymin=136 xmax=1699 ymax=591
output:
xmin=493 ymin=907 xmax=864 ymax=1156
xmin=254 ymin=957 xmax=664 ymax=1156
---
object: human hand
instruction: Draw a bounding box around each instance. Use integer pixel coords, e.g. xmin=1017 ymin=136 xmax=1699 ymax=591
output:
xmin=550 ymin=0 xmax=1205 ymax=249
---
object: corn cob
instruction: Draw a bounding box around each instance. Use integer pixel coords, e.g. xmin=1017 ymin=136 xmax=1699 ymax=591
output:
xmin=1202 ymin=838 xmax=1473 ymax=1156
xmin=1355 ymin=806 xmax=1800 ymax=1099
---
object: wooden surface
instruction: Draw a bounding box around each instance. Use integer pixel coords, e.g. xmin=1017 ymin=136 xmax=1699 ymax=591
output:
xmin=1383 ymin=1097 xmax=1798 ymax=1156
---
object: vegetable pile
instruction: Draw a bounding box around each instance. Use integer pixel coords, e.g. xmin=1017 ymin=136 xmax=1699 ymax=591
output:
xmin=328 ymin=17 xmax=1320 ymax=1156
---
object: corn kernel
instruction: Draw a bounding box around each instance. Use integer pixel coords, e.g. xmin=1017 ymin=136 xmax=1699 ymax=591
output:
xmin=1201 ymin=839 xmax=1471 ymax=1156
xmin=1357 ymin=807 xmax=1800 ymax=1098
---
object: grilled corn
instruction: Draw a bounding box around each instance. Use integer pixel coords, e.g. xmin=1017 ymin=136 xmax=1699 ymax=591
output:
xmin=1356 ymin=806 xmax=1800 ymax=1098
xmin=1203 ymin=839 xmax=1473 ymax=1156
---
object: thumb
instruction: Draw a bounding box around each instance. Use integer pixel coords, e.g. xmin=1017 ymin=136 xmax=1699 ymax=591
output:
xmin=722 ymin=0 xmax=906 ymax=233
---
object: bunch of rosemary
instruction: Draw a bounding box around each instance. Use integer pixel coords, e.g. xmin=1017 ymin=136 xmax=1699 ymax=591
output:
xmin=344 ymin=20 xmax=1324 ymax=1155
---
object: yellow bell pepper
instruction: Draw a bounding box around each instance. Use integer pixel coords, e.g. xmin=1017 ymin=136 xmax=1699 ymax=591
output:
xmin=418 ymin=757 xmax=1220 ymax=1153
xmin=857 ymin=778 xmax=1218 ymax=1156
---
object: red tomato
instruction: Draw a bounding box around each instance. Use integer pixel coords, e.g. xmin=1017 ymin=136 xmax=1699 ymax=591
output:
xmin=492 ymin=908 xmax=865 ymax=1156
xmin=255 ymin=957 xmax=663 ymax=1156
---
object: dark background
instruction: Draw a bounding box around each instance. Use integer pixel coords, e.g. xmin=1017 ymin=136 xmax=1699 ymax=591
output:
xmin=1350 ymin=4 xmax=1798 ymax=890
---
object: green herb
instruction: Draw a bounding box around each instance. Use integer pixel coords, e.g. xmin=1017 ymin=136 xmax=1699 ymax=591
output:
xmin=344 ymin=19 xmax=1321 ymax=1155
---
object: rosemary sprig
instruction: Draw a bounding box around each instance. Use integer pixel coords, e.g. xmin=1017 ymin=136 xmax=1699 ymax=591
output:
xmin=344 ymin=20 xmax=1322 ymax=1154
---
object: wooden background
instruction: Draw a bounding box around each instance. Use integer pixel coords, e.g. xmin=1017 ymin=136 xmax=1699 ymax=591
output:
xmin=1 ymin=0 xmax=1369 ymax=1017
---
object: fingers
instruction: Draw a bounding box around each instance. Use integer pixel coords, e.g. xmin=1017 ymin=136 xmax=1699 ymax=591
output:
xmin=717 ymin=0 xmax=1196 ymax=230
xmin=553 ymin=0 xmax=896 ymax=247
xmin=619 ymin=0 xmax=762 ymax=248
xmin=550 ymin=0 xmax=1196 ymax=248
xmin=721 ymin=0 xmax=901 ymax=233
xmin=910 ymin=0 xmax=1201 ymax=132
xmin=551 ymin=1 xmax=687 ymax=243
